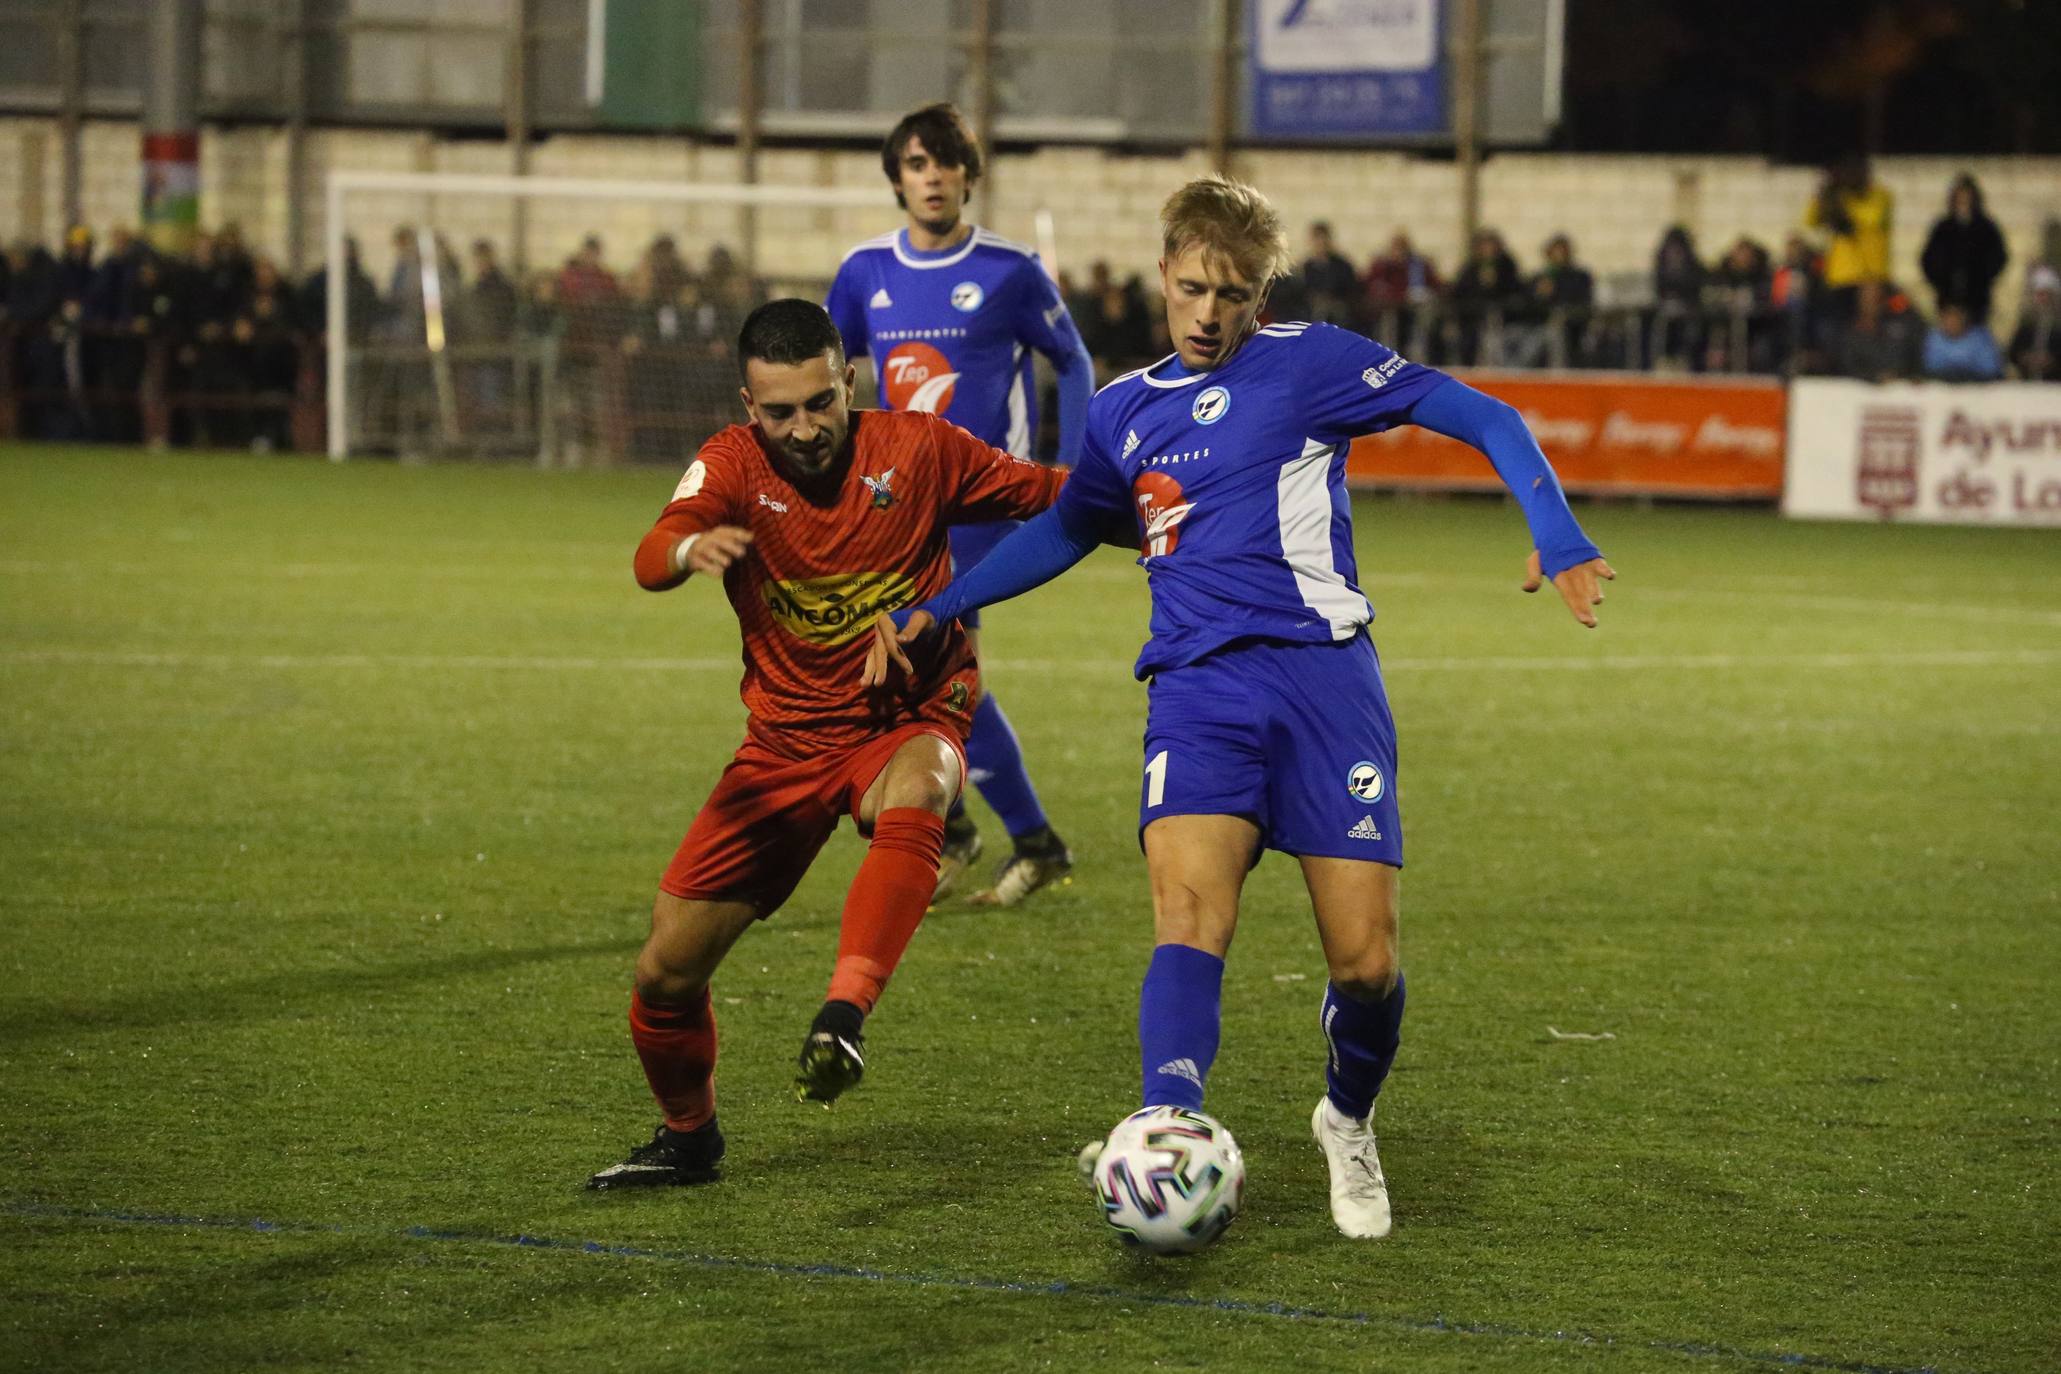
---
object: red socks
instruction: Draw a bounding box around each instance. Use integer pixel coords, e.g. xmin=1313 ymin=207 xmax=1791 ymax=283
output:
xmin=825 ymin=807 xmax=947 ymax=1014
xmin=629 ymin=987 xmax=718 ymax=1132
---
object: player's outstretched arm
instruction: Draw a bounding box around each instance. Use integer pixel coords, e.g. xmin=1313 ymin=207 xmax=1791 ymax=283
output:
xmin=633 ymin=520 xmax=752 ymax=591
xmin=1406 ymin=377 xmax=1616 ymax=628
xmin=861 ymin=500 xmax=1102 ymax=686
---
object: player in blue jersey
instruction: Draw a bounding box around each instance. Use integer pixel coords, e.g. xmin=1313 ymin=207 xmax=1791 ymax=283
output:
xmin=825 ymin=103 xmax=1095 ymax=907
xmin=867 ymin=176 xmax=1615 ymax=1239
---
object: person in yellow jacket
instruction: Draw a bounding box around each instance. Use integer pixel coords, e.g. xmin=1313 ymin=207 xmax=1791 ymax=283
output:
xmin=1806 ymin=155 xmax=1894 ymax=324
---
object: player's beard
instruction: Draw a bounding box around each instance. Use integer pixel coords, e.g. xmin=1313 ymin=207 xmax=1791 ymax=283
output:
xmin=776 ymin=426 xmax=846 ymax=479
xmin=913 ymin=206 xmax=961 ymax=240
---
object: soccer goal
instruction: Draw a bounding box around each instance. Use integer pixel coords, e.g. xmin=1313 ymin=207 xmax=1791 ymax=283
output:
xmin=322 ymin=170 xmax=904 ymax=466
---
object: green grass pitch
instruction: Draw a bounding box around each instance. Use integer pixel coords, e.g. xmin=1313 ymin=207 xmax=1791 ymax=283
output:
xmin=2 ymin=443 xmax=2057 ymax=1373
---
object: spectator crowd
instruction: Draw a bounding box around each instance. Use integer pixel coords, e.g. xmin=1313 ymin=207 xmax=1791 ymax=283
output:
xmin=3 ymin=163 xmax=2056 ymax=457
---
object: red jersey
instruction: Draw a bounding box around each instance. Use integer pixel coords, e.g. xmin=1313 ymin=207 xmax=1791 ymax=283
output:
xmin=636 ymin=409 xmax=1064 ymax=755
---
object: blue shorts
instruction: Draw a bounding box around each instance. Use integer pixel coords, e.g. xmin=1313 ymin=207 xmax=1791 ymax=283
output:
xmin=1139 ymin=633 xmax=1402 ymax=866
xmin=948 ymin=520 xmax=1020 ymax=632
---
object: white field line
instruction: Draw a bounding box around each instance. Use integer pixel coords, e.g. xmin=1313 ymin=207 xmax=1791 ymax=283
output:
xmin=4 ymin=647 xmax=2058 ymax=675
xmin=8 ymin=559 xmax=2058 ymax=627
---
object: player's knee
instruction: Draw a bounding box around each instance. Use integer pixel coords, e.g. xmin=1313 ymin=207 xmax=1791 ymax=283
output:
xmin=880 ymin=739 xmax=960 ymax=815
xmin=634 ymin=941 xmax=710 ymax=1005
xmin=1328 ymin=945 xmax=1399 ymax=1002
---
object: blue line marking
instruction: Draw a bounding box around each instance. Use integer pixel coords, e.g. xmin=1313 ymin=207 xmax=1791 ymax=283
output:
xmin=1 ymin=1199 xmax=1962 ymax=1374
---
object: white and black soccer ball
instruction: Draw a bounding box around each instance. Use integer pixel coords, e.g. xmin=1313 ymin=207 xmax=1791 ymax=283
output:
xmin=1089 ymin=1106 xmax=1245 ymax=1255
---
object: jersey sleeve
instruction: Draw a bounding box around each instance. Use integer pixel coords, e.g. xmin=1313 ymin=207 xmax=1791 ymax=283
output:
xmin=823 ymin=257 xmax=870 ymax=360
xmin=632 ymin=434 xmax=750 ymax=590
xmin=1007 ymin=257 xmax=1087 ymax=361
xmin=927 ymin=413 xmax=1065 ymax=524
xmin=1294 ymin=321 xmax=1452 ymax=443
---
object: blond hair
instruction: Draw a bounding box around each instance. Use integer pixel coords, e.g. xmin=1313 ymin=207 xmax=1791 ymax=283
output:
xmin=1159 ymin=175 xmax=1292 ymax=285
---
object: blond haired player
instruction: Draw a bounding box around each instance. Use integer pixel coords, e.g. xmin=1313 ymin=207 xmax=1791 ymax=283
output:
xmin=873 ymin=176 xmax=1614 ymax=1236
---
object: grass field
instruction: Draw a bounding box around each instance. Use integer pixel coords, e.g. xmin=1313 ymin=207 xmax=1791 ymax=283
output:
xmin=2 ymin=443 xmax=2057 ymax=1374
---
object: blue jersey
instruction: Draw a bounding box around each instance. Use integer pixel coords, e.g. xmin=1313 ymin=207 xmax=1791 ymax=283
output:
xmin=1057 ymin=322 xmax=1449 ymax=678
xmin=826 ymin=227 xmax=1085 ymax=458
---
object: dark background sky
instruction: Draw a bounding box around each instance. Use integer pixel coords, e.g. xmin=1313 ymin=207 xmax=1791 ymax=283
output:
xmin=1560 ymin=0 xmax=2061 ymax=159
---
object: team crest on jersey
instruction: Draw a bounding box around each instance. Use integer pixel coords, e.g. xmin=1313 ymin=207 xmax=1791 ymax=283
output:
xmin=1192 ymin=386 xmax=1230 ymax=425
xmin=883 ymin=341 xmax=959 ymax=412
xmin=950 ymin=280 xmax=984 ymax=312
xmin=1346 ymin=761 xmax=1384 ymax=803
xmin=861 ymin=467 xmax=897 ymax=509
xmin=761 ymin=571 xmax=915 ymax=646
xmin=944 ymin=680 xmax=971 ymax=714
xmin=1133 ymin=471 xmax=1195 ymax=560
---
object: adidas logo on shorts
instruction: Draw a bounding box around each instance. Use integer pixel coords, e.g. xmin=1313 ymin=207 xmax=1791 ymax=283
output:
xmin=1347 ymin=815 xmax=1383 ymax=841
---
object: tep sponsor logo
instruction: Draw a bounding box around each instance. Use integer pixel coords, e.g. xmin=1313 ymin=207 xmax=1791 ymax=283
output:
xmin=1133 ymin=471 xmax=1195 ymax=560
xmin=950 ymin=280 xmax=984 ymax=312
xmin=883 ymin=341 xmax=959 ymax=413
xmin=760 ymin=571 xmax=916 ymax=646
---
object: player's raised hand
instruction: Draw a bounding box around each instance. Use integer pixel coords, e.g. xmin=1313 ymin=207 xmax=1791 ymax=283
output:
xmin=679 ymin=525 xmax=752 ymax=577
xmin=1521 ymin=549 xmax=1616 ymax=629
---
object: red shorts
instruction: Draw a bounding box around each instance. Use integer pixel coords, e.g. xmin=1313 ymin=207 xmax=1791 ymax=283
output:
xmin=659 ymin=722 xmax=967 ymax=914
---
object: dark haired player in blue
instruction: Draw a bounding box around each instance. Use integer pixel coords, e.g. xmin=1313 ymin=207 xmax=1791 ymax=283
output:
xmin=868 ymin=175 xmax=1615 ymax=1239
xmin=826 ymin=102 xmax=1094 ymax=908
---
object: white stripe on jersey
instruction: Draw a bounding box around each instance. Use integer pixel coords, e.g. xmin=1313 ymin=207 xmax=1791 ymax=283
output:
xmin=973 ymin=228 xmax=1041 ymax=260
xmin=1005 ymin=343 xmax=1031 ymax=456
xmin=1277 ymin=438 xmax=1370 ymax=638
xmin=1103 ymin=357 xmax=1168 ymax=392
xmin=838 ymin=232 xmax=898 ymax=263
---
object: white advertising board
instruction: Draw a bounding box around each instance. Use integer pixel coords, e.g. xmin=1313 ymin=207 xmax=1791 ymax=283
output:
xmin=1784 ymin=379 xmax=2061 ymax=526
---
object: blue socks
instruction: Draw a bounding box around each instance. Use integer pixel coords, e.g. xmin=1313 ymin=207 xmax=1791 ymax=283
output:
xmin=965 ymin=693 xmax=1048 ymax=840
xmin=1321 ymin=972 xmax=1406 ymax=1120
xmin=1138 ymin=943 xmax=1225 ymax=1110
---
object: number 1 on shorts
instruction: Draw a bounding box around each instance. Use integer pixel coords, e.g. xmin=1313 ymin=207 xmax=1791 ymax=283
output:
xmin=1144 ymin=749 xmax=1169 ymax=808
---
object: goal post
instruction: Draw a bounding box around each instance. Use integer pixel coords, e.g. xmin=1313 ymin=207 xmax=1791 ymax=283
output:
xmin=323 ymin=170 xmax=901 ymax=465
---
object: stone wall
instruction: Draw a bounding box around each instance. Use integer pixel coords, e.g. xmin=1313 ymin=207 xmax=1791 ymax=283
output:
xmin=4 ymin=117 xmax=2055 ymax=329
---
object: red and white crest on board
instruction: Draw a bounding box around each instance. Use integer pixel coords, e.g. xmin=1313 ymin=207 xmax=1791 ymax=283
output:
xmin=883 ymin=341 xmax=959 ymax=413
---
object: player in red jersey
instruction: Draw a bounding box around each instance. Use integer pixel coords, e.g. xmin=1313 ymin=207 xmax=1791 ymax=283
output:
xmin=588 ymin=298 xmax=1065 ymax=1189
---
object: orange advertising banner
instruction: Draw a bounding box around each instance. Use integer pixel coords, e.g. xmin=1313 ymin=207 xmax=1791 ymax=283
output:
xmin=1347 ymin=371 xmax=1788 ymax=499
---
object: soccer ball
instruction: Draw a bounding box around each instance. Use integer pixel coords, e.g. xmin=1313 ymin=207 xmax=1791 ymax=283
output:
xmin=1088 ymin=1106 xmax=1245 ymax=1254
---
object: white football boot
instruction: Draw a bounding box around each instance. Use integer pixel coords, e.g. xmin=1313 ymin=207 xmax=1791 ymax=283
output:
xmin=1311 ymin=1096 xmax=1392 ymax=1238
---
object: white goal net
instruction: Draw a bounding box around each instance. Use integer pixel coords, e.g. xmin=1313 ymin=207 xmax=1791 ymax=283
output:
xmin=323 ymin=171 xmax=905 ymax=466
